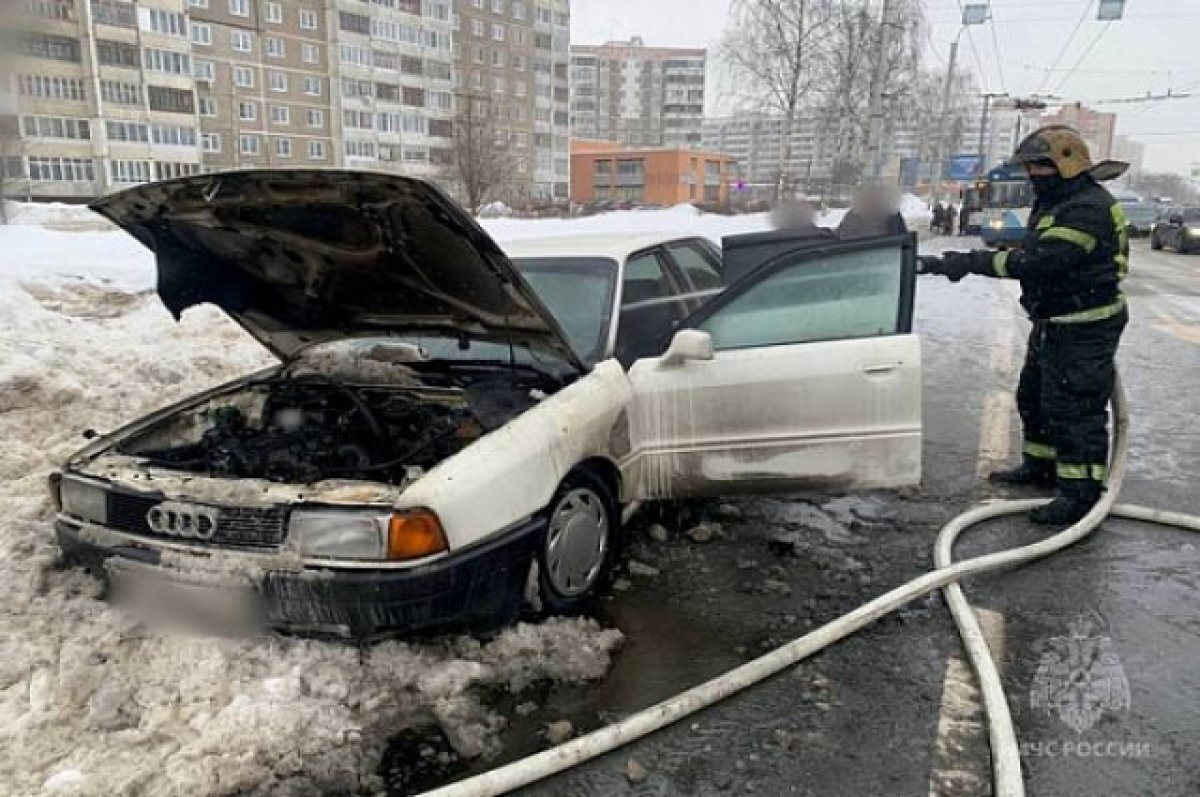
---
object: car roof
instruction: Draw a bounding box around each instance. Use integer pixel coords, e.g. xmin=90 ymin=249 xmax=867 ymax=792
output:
xmin=500 ymin=233 xmax=703 ymax=263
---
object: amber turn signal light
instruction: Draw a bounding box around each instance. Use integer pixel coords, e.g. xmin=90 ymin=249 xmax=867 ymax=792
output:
xmin=387 ymin=510 xmax=448 ymax=561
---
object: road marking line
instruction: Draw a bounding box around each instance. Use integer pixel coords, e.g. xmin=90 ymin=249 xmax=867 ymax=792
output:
xmin=928 ymin=609 xmax=1006 ymax=797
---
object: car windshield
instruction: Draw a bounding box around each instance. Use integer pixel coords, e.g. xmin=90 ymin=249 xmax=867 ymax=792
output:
xmin=513 ymin=257 xmax=619 ymax=366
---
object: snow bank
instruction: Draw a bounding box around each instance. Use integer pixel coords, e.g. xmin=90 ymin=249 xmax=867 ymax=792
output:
xmin=0 ymin=220 xmax=623 ymax=796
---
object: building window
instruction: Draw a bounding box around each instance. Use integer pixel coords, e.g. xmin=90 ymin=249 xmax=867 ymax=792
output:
xmin=229 ymin=0 xmax=249 ymax=17
xmin=266 ymin=37 xmax=285 ymax=58
xmin=100 ymin=80 xmax=141 ymax=105
xmin=187 ymin=0 xmax=209 ymax=8
xmin=239 ymin=134 xmax=260 ymax=154
xmin=308 ymin=140 xmax=326 ymax=160
xmin=143 ymin=48 xmax=191 ymax=74
xmin=303 ymin=77 xmax=321 ymax=95
xmin=306 ymin=109 xmax=323 ymax=128
xmin=150 ymin=124 xmax=197 ymax=147
xmin=275 ymin=138 xmax=291 ymax=157
xmin=23 ymin=34 xmax=82 ymax=63
xmin=198 ymin=96 xmax=217 ymax=117
xmin=19 ymin=75 xmax=86 ymax=101
xmin=491 ymin=23 xmax=505 ymax=42
xmin=231 ymin=30 xmax=253 ymax=52
xmin=190 ymin=23 xmax=211 ymax=45
xmin=201 ymin=133 xmax=221 ymax=152
xmin=148 ymin=86 xmax=195 ymax=114
xmin=301 ymin=42 xmax=319 ymax=63
xmin=490 ymin=0 xmax=504 ymax=12
xmin=470 ymin=19 xmax=484 ymax=37
xmin=344 ymin=139 xmax=376 ymax=159
xmin=271 ymin=105 xmax=290 ymax=124
xmin=268 ymin=71 xmax=287 ymax=92
xmin=193 ymin=60 xmax=215 ymax=82
xmin=264 ymin=1 xmax=282 ymax=23
xmin=90 ymin=0 xmax=137 ymax=27
xmin=105 ymin=120 xmax=149 ymax=143
xmin=234 ymin=67 xmax=255 ymax=87
xmin=299 ymin=9 xmax=318 ymax=29
xmin=28 ymin=157 xmax=95 ymax=182
xmin=238 ymin=101 xmax=256 ymax=121
xmin=96 ymin=39 xmax=139 ymax=68
xmin=145 ymin=9 xmax=188 ymax=37
xmin=511 ymin=1 xmax=525 ymax=20
xmin=110 ymin=159 xmax=152 ymax=184
xmin=22 ymin=115 xmax=91 ymax=140
xmin=402 ymin=87 xmax=425 ymax=107
xmin=155 ymin=161 xmax=199 ymax=180
xmin=429 ymin=90 xmax=452 ymax=110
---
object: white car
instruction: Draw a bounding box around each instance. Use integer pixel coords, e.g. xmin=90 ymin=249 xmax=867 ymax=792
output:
xmin=53 ymin=171 xmax=922 ymax=637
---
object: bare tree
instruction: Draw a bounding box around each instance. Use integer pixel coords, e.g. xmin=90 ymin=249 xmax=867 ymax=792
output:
xmin=442 ymin=91 xmax=519 ymax=214
xmin=721 ymin=0 xmax=834 ymax=201
xmin=1131 ymin=171 xmax=1200 ymax=204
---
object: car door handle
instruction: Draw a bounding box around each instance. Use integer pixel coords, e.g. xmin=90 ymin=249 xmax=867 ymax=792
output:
xmin=861 ymin=363 xmax=902 ymax=376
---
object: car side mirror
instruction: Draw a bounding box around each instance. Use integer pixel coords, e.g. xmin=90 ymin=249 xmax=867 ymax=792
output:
xmin=659 ymin=329 xmax=714 ymax=367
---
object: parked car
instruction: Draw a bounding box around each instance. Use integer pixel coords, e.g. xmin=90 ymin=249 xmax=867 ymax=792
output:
xmin=1150 ymin=207 xmax=1200 ymax=253
xmin=1118 ymin=201 xmax=1162 ymax=238
xmin=53 ymin=170 xmax=922 ymax=638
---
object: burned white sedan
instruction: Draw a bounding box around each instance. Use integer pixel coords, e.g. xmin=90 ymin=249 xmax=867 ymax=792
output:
xmin=53 ymin=170 xmax=922 ymax=637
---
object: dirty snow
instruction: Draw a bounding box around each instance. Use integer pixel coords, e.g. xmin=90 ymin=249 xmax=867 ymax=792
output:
xmin=0 ymin=203 xmax=630 ymax=797
xmin=0 ymin=197 xmax=939 ymax=796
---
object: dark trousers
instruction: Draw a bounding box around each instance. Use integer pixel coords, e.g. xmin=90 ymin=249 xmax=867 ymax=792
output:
xmin=1016 ymin=309 xmax=1128 ymax=481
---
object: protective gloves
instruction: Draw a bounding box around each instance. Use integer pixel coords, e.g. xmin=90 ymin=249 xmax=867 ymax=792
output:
xmin=917 ymin=250 xmax=991 ymax=282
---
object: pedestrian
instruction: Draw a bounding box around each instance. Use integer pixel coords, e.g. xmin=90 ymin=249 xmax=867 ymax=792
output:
xmin=959 ymin=203 xmax=971 ymax=236
xmin=919 ymin=126 xmax=1131 ymax=525
xmin=838 ymin=186 xmax=908 ymax=239
xmin=932 ymin=202 xmax=945 ymax=235
xmin=946 ymin=203 xmax=958 ymax=236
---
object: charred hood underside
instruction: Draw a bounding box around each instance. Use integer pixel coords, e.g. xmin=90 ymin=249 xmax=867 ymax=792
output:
xmin=89 ymin=170 xmax=582 ymax=367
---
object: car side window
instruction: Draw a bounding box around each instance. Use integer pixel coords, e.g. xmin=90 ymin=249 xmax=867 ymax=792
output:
xmin=696 ymin=244 xmax=907 ymax=351
xmin=666 ymin=242 xmax=723 ymax=291
xmin=615 ymin=250 xmax=688 ymax=366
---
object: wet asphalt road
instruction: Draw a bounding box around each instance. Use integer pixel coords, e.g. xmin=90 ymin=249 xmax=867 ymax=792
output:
xmin=397 ymin=239 xmax=1200 ymax=797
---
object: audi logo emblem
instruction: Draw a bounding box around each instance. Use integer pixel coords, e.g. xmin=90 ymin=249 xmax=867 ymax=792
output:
xmin=146 ymin=502 xmax=220 ymax=541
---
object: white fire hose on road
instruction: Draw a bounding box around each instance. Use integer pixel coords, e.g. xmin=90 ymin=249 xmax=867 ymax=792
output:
xmin=422 ymin=374 xmax=1200 ymax=797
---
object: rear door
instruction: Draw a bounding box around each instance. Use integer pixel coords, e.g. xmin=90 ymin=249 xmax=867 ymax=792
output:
xmin=624 ymin=234 xmax=921 ymax=499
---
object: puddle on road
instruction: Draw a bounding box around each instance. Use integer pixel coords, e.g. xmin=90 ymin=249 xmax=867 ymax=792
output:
xmin=383 ymin=580 xmax=752 ymax=796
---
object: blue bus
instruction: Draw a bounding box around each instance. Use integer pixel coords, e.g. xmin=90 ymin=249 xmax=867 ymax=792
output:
xmin=963 ymin=164 xmax=1035 ymax=248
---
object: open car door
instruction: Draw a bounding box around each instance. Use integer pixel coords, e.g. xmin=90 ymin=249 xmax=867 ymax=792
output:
xmin=624 ymin=234 xmax=921 ymax=499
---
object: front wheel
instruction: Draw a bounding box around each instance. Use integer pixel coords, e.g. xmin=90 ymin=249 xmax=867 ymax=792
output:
xmin=536 ymin=470 xmax=619 ymax=614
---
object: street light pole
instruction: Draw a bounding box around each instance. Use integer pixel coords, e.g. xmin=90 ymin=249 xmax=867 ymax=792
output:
xmin=930 ymin=28 xmax=961 ymax=203
xmin=977 ymin=92 xmax=1008 ymax=176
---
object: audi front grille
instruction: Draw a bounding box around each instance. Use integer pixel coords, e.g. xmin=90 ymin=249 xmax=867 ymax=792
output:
xmin=105 ymin=492 xmax=288 ymax=549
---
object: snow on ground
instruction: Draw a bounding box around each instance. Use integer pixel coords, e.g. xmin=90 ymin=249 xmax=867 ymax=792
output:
xmin=0 ymin=204 xmax=629 ymax=797
xmin=0 ymin=197 xmax=936 ymax=796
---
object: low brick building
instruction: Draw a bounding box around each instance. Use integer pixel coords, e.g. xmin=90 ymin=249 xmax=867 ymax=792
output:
xmin=570 ymin=139 xmax=733 ymax=206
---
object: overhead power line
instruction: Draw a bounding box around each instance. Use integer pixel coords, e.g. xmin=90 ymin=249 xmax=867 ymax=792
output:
xmin=1037 ymin=0 xmax=1094 ymax=93
xmin=1053 ymin=21 xmax=1112 ymax=93
xmin=987 ymin=3 xmax=1008 ymax=94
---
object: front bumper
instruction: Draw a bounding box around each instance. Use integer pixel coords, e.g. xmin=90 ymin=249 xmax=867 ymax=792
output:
xmin=55 ymin=517 xmax=542 ymax=638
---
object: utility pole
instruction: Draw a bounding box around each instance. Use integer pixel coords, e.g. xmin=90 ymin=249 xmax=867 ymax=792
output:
xmin=977 ymin=92 xmax=1008 ymax=176
xmin=930 ymin=33 xmax=960 ymax=202
xmin=865 ymin=0 xmax=896 ymax=182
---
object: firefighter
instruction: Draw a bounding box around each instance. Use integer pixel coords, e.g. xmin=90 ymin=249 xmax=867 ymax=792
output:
xmin=920 ymin=126 xmax=1130 ymax=525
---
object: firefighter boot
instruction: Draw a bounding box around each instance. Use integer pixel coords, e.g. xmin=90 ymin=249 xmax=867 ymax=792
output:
xmin=1030 ymin=479 xmax=1104 ymax=526
xmin=988 ymin=456 xmax=1056 ymax=488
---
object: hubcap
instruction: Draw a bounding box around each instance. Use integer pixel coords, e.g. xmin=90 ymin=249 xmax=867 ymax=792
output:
xmin=544 ymin=487 xmax=609 ymax=598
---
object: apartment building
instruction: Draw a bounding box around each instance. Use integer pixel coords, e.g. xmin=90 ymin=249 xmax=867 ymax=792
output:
xmin=570 ymin=37 xmax=705 ymax=149
xmin=329 ymin=0 xmax=455 ymax=180
xmin=2 ymin=0 xmax=569 ymax=203
xmin=188 ymin=0 xmax=334 ymax=170
xmin=701 ymin=114 xmax=829 ymax=199
xmin=5 ymin=0 xmax=206 ymax=200
xmin=570 ymin=139 xmax=732 ymax=206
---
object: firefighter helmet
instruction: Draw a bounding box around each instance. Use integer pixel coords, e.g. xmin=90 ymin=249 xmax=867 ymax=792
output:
xmin=1007 ymin=125 xmax=1128 ymax=181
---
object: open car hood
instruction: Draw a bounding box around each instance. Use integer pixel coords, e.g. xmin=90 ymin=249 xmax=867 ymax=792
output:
xmin=90 ymin=170 xmax=583 ymax=369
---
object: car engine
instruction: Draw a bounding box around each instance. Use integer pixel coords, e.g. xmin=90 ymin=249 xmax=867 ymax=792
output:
xmin=126 ymin=372 xmax=531 ymax=485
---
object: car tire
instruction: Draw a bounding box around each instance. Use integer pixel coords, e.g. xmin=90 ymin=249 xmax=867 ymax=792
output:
xmin=536 ymin=469 xmax=620 ymax=614
xmin=1150 ymin=232 xmax=1163 ymax=251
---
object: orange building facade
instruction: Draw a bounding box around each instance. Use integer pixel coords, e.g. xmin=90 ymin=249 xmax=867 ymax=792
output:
xmin=570 ymin=140 xmax=734 ymax=206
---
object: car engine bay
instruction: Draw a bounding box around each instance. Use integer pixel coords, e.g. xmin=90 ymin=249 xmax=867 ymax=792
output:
xmin=119 ymin=365 xmax=554 ymax=485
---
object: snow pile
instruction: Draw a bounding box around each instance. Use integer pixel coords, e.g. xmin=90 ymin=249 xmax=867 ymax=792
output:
xmin=899 ymin=193 xmax=933 ymax=227
xmin=0 ymin=219 xmax=623 ymax=796
xmin=3 ymin=200 xmax=114 ymax=232
xmin=482 ymin=203 xmax=776 ymax=244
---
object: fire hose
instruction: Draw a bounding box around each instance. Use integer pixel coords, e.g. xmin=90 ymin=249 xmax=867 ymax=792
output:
xmin=422 ymin=373 xmax=1200 ymax=797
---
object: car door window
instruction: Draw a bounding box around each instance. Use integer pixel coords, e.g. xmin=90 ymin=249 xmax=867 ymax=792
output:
xmin=690 ymin=238 xmax=913 ymax=351
xmin=615 ymin=250 xmax=688 ymax=366
xmin=665 ymin=241 xmax=723 ymax=291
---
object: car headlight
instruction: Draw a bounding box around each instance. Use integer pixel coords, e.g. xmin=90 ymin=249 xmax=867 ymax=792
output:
xmin=1187 ymin=226 xmax=1200 ymax=237
xmin=60 ymin=477 xmax=107 ymax=525
xmin=989 ymin=219 xmax=1004 ymax=229
xmin=288 ymin=508 xmax=447 ymax=561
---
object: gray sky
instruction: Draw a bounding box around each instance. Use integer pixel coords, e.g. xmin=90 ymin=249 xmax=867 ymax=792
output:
xmin=571 ymin=0 xmax=1200 ymax=176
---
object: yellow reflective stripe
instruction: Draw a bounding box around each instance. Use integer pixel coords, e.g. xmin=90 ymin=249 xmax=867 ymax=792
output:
xmin=1111 ymin=203 xmax=1130 ymax=278
xmin=1041 ymin=226 xmax=1099 ymax=253
xmin=1024 ymin=441 xmax=1057 ymax=460
xmin=1057 ymin=463 xmax=1090 ymax=480
xmin=1049 ymin=296 xmax=1126 ymax=324
xmin=1036 ymin=215 xmax=1056 ymax=231
xmin=993 ymin=249 xmax=1011 ymax=277
xmin=1056 ymin=463 xmax=1108 ymax=481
